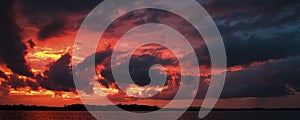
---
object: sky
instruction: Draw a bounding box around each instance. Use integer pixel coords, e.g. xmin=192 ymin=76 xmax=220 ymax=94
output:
xmin=0 ymin=0 xmax=300 ymax=108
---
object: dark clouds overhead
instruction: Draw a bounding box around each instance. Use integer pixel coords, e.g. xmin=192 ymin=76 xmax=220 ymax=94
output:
xmin=200 ymin=0 xmax=300 ymax=66
xmin=77 ymin=48 xmax=112 ymax=71
xmin=37 ymin=53 xmax=75 ymax=92
xmin=194 ymin=7 xmax=300 ymax=98
xmin=8 ymin=75 xmax=25 ymax=89
xmin=0 ymin=71 xmax=8 ymax=80
xmin=18 ymin=0 xmax=104 ymax=40
xmin=190 ymin=0 xmax=300 ymax=98
xmin=0 ymin=0 xmax=33 ymax=77
xmin=37 ymin=20 xmax=67 ymax=40
xmin=0 ymin=73 xmax=39 ymax=94
xmin=129 ymin=51 xmax=179 ymax=86
xmin=35 ymin=53 xmax=94 ymax=94
xmin=193 ymin=56 xmax=300 ymax=99
xmin=104 ymin=8 xmax=203 ymax=45
xmin=219 ymin=56 xmax=300 ymax=98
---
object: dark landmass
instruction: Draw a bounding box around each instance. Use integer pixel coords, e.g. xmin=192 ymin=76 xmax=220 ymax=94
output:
xmin=0 ymin=104 xmax=299 ymax=111
xmin=0 ymin=104 xmax=160 ymax=111
xmin=185 ymin=107 xmax=300 ymax=111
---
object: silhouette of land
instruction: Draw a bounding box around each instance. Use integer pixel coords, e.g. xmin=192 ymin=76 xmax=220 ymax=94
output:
xmin=0 ymin=104 xmax=160 ymax=111
xmin=0 ymin=104 xmax=299 ymax=111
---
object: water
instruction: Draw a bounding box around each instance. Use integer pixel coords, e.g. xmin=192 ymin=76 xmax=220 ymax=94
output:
xmin=0 ymin=111 xmax=299 ymax=120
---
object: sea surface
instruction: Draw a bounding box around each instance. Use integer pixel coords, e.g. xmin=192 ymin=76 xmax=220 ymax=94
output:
xmin=0 ymin=111 xmax=299 ymax=120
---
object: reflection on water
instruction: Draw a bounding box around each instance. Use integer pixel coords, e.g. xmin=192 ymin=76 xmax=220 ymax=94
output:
xmin=0 ymin=111 xmax=299 ymax=120
xmin=0 ymin=111 xmax=95 ymax=120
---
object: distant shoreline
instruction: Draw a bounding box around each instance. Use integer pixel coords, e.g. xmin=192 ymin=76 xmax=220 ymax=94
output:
xmin=0 ymin=104 xmax=299 ymax=111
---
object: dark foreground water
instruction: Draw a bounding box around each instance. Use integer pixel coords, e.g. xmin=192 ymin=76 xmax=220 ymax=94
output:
xmin=0 ymin=111 xmax=299 ymax=120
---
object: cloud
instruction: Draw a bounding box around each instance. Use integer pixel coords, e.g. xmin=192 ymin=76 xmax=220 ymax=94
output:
xmin=214 ymin=56 xmax=300 ymax=98
xmin=0 ymin=71 xmax=9 ymax=96
xmin=37 ymin=20 xmax=67 ymax=40
xmin=4 ymin=74 xmax=38 ymax=91
xmin=35 ymin=53 xmax=95 ymax=94
xmin=199 ymin=0 xmax=300 ymax=67
xmin=0 ymin=83 xmax=9 ymax=96
xmin=129 ymin=53 xmax=178 ymax=86
xmin=2 ymin=53 xmax=92 ymax=93
xmin=36 ymin=53 xmax=75 ymax=92
xmin=104 ymin=8 xmax=202 ymax=44
xmin=18 ymin=0 xmax=104 ymax=40
xmin=0 ymin=71 xmax=8 ymax=80
xmin=77 ymin=48 xmax=112 ymax=71
xmin=0 ymin=0 xmax=33 ymax=77
xmin=97 ymin=53 xmax=178 ymax=88
xmin=8 ymin=75 xmax=26 ymax=89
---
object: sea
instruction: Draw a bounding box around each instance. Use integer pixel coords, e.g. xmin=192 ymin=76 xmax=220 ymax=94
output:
xmin=0 ymin=111 xmax=299 ymax=120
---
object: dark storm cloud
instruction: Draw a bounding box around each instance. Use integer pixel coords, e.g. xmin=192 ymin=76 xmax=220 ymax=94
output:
xmin=188 ymin=45 xmax=211 ymax=67
xmin=36 ymin=54 xmax=75 ymax=92
xmin=221 ymin=56 xmax=300 ymax=98
xmin=102 ymin=8 xmax=214 ymax=69
xmin=18 ymin=0 xmax=104 ymax=40
xmin=72 ymin=48 xmax=114 ymax=94
xmin=105 ymin=8 xmax=201 ymax=43
xmin=102 ymin=8 xmax=165 ymax=38
xmin=26 ymin=80 xmax=39 ymax=91
xmin=106 ymin=8 xmax=172 ymax=34
xmin=149 ymin=75 xmax=209 ymax=100
xmin=200 ymin=0 xmax=295 ymax=19
xmin=77 ymin=48 xmax=112 ymax=71
xmin=0 ymin=71 xmax=8 ymax=80
xmin=97 ymin=80 xmax=110 ymax=88
xmin=129 ymin=53 xmax=179 ymax=86
xmin=7 ymin=74 xmax=38 ymax=91
xmin=198 ymin=0 xmax=300 ymax=66
xmin=193 ymin=56 xmax=300 ymax=99
xmin=33 ymin=53 xmax=94 ymax=93
xmin=37 ymin=20 xmax=66 ymax=40
xmin=224 ymin=31 xmax=300 ymax=67
xmin=0 ymin=0 xmax=33 ymax=77
xmin=8 ymin=75 xmax=26 ymax=89
xmin=176 ymin=0 xmax=300 ymax=98
xmin=0 ymin=73 xmax=38 ymax=93
xmin=18 ymin=0 xmax=104 ymax=16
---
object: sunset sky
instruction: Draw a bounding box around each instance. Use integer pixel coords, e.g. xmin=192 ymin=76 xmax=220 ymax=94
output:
xmin=0 ymin=0 xmax=300 ymax=109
